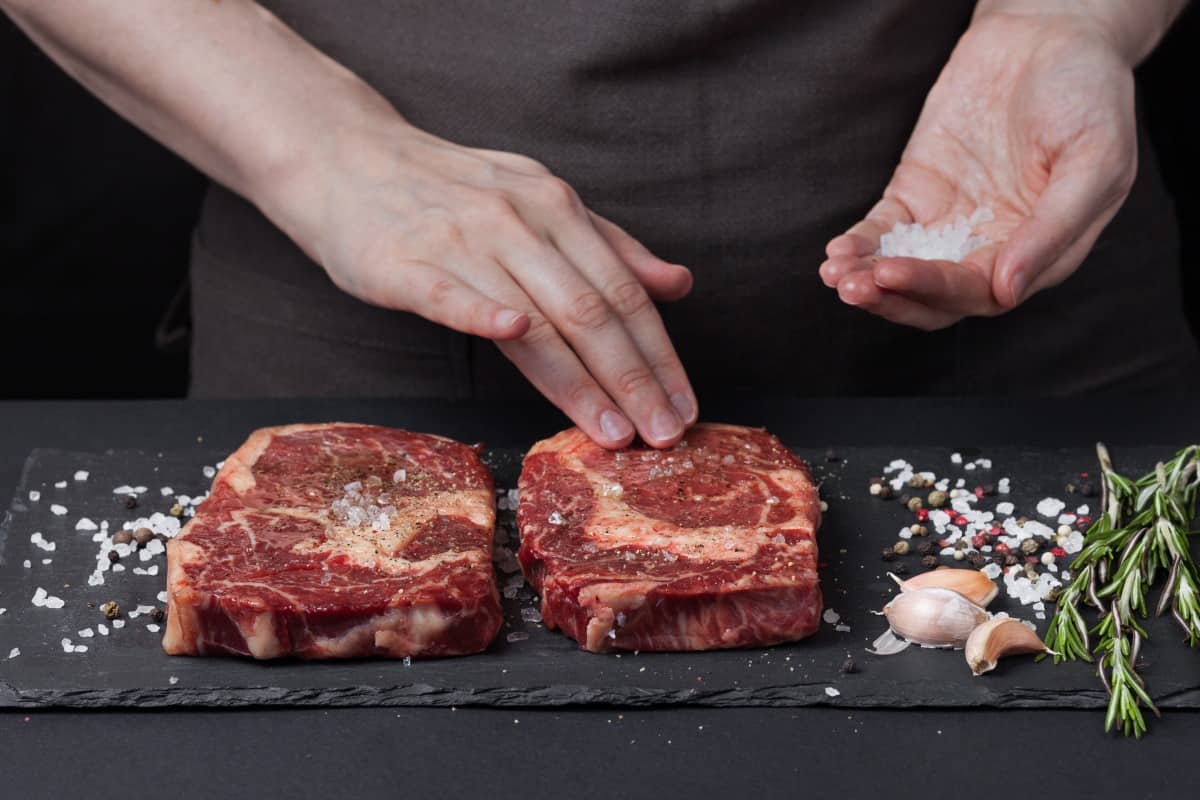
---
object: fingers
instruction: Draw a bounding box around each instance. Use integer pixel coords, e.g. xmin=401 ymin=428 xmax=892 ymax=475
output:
xmin=454 ymin=261 xmax=641 ymax=450
xmin=588 ymin=212 xmax=694 ymax=301
xmin=871 ymin=251 xmax=1000 ymax=317
xmin=359 ymin=259 xmax=531 ymax=340
xmin=558 ymin=213 xmax=698 ymax=427
xmin=992 ymin=164 xmax=1131 ymax=308
xmin=498 ymin=234 xmax=688 ymax=448
xmin=825 ymin=197 xmax=915 ymax=258
xmin=836 ymin=271 xmax=961 ymax=331
xmin=819 ymin=254 xmax=875 ymax=288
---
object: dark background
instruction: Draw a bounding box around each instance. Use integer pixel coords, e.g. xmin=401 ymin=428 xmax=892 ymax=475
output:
xmin=2 ymin=9 xmax=1197 ymax=400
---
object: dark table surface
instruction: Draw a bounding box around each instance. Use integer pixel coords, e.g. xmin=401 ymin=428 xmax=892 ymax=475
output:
xmin=2 ymin=397 xmax=1198 ymax=800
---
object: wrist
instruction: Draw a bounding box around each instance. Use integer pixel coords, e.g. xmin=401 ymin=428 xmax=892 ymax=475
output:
xmin=245 ymin=76 xmax=415 ymax=261
xmin=971 ymin=0 xmax=1184 ymax=66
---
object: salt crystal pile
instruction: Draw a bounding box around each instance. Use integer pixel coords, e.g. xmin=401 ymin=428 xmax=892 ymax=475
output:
xmin=878 ymin=208 xmax=994 ymax=261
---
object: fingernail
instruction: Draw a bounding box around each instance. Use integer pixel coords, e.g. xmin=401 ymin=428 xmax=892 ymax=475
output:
xmin=1009 ymin=271 xmax=1029 ymax=305
xmin=599 ymin=409 xmax=633 ymax=443
xmin=649 ymin=406 xmax=683 ymax=443
xmin=494 ymin=309 xmax=525 ymax=331
xmin=670 ymin=392 xmax=696 ymax=425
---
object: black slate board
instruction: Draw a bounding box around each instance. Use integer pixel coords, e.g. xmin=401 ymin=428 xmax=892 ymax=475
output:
xmin=2 ymin=443 xmax=1198 ymax=710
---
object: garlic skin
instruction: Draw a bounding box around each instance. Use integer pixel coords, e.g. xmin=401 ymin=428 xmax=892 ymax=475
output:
xmin=889 ymin=567 xmax=998 ymax=607
xmin=883 ymin=587 xmax=988 ymax=648
xmin=965 ymin=616 xmax=1055 ymax=676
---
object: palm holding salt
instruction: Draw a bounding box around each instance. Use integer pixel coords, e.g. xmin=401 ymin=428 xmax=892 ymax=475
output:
xmin=819 ymin=13 xmax=1137 ymax=330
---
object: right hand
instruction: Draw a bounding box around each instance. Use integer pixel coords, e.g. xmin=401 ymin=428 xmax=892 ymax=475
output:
xmin=270 ymin=120 xmax=697 ymax=449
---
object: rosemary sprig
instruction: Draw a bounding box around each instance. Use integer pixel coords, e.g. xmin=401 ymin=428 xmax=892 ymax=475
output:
xmin=1043 ymin=443 xmax=1200 ymax=737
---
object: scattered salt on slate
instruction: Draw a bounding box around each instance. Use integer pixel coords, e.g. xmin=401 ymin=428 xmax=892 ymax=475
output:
xmin=878 ymin=208 xmax=994 ymax=261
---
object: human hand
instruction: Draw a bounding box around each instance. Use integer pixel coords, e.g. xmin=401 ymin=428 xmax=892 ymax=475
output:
xmin=819 ymin=11 xmax=1138 ymax=330
xmin=276 ymin=121 xmax=697 ymax=449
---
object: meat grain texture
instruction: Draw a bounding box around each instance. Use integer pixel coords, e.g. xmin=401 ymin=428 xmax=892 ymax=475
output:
xmin=163 ymin=423 xmax=502 ymax=659
xmin=518 ymin=423 xmax=822 ymax=652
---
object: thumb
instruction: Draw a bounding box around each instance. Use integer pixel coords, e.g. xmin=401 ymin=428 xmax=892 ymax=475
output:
xmin=588 ymin=212 xmax=694 ymax=301
xmin=993 ymin=158 xmax=1134 ymax=308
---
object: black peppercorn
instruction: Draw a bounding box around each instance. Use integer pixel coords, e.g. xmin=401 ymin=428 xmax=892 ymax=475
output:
xmin=840 ymin=657 xmax=858 ymax=675
xmin=824 ymin=448 xmax=840 ymax=463
xmin=981 ymin=483 xmax=997 ymax=496
xmin=878 ymin=485 xmax=895 ymax=500
xmin=1080 ymin=480 xmax=1098 ymax=497
xmin=916 ymin=540 xmax=933 ymax=555
xmin=881 ymin=547 xmax=896 ymax=562
xmin=892 ymin=563 xmax=910 ymax=576
xmin=920 ymin=555 xmax=939 ymax=569
xmin=1004 ymin=554 xmax=1020 ymax=567
xmin=106 ymin=550 xmax=120 ymax=563
xmin=150 ymin=607 xmax=165 ymax=623
xmin=123 ymin=494 xmax=139 ymax=509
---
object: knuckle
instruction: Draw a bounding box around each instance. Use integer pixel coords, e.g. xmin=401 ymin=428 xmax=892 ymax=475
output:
xmin=425 ymin=276 xmax=458 ymax=308
xmin=606 ymin=279 xmax=653 ymax=318
xmin=535 ymin=176 xmax=580 ymax=212
xmin=613 ymin=365 xmax=656 ymax=398
xmin=520 ymin=311 xmax=557 ymax=344
xmin=563 ymin=290 xmax=612 ymax=331
xmin=564 ymin=378 xmax=597 ymax=409
xmin=647 ymin=351 xmax=684 ymax=378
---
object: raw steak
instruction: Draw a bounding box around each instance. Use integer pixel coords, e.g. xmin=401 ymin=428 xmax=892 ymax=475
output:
xmin=163 ymin=423 xmax=502 ymax=659
xmin=517 ymin=423 xmax=822 ymax=652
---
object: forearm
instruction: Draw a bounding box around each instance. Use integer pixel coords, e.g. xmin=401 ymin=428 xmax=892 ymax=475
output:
xmin=973 ymin=0 xmax=1189 ymax=64
xmin=0 ymin=0 xmax=401 ymax=240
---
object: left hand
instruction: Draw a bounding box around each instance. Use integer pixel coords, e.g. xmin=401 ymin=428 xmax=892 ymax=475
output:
xmin=819 ymin=12 xmax=1137 ymax=330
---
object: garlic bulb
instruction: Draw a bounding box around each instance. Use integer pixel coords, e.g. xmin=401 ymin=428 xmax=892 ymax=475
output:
xmin=883 ymin=587 xmax=988 ymax=647
xmin=889 ymin=567 xmax=998 ymax=607
xmin=965 ymin=617 xmax=1055 ymax=675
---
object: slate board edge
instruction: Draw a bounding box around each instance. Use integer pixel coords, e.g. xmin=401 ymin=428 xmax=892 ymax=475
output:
xmin=4 ymin=682 xmax=1200 ymax=710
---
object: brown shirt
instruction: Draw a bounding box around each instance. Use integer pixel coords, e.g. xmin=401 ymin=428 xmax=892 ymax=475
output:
xmin=189 ymin=1 xmax=1200 ymax=399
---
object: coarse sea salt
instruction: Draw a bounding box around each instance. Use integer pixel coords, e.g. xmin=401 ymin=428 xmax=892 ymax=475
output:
xmin=74 ymin=470 xmax=89 ymax=481
xmin=54 ymin=480 xmax=67 ymax=489
xmin=49 ymin=504 xmax=68 ymax=516
xmin=28 ymin=490 xmax=40 ymax=502
xmin=824 ymin=687 xmax=841 ymax=698
xmin=1036 ymin=498 xmax=1066 ymax=517
xmin=877 ymin=208 xmax=994 ymax=261
xmin=75 ymin=517 xmax=98 ymax=532
xmin=822 ymin=608 xmax=841 ymax=625
xmin=202 ymin=466 xmax=216 ymax=478
xmin=7 ymin=647 xmax=18 ymax=659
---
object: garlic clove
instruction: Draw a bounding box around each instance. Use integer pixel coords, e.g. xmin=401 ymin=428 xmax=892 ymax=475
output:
xmin=888 ymin=566 xmax=999 ymax=607
xmin=882 ymin=587 xmax=988 ymax=648
xmin=965 ymin=617 xmax=1056 ymax=676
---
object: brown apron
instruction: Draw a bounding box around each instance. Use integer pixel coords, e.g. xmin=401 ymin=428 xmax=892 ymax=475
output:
xmin=190 ymin=1 xmax=1200 ymax=399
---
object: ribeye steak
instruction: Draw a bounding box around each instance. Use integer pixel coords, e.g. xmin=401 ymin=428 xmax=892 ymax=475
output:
xmin=164 ymin=423 xmax=502 ymax=659
xmin=517 ymin=423 xmax=822 ymax=652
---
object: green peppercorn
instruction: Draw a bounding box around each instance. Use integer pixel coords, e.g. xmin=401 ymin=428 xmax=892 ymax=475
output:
xmin=927 ymin=490 xmax=948 ymax=508
xmin=100 ymin=601 xmax=121 ymax=620
xmin=892 ymin=540 xmax=911 ymax=556
xmin=1020 ymin=538 xmax=1040 ymax=555
xmin=906 ymin=496 xmax=923 ymax=513
xmin=909 ymin=524 xmax=929 ymax=537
